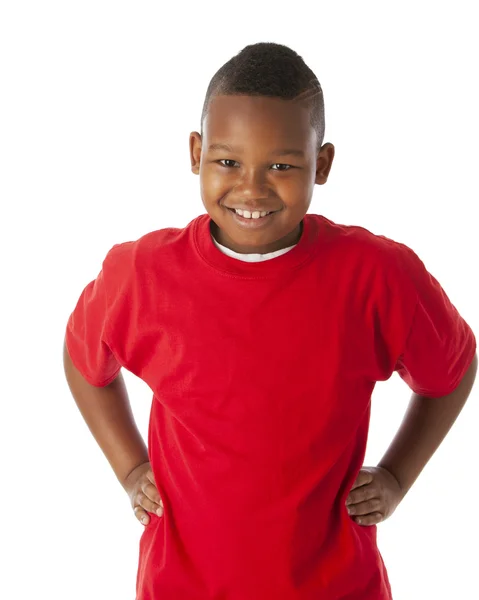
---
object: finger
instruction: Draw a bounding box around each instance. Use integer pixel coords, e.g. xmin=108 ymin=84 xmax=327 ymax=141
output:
xmin=134 ymin=505 xmax=151 ymax=526
xmin=347 ymin=497 xmax=382 ymax=516
xmin=346 ymin=484 xmax=378 ymax=506
xmin=349 ymin=469 xmax=374 ymax=491
xmin=142 ymin=480 xmax=164 ymax=510
xmin=136 ymin=490 xmax=164 ymax=517
xmin=146 ymin=469 xmax=158 ymax=488
xmin=354 ymin=512 xmax=383 ymax=526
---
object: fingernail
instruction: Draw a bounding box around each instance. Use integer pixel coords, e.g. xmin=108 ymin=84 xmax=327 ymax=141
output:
xmin=157 ymin=508 xmax=163 ymax=516
xmin=141 ymin=516 xmax=148 ymax=524
xmin=347 ymin=506 xmax=355 ymax=515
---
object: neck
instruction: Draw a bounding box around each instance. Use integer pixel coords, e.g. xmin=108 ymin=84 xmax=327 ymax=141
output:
xmin=211 ymin=221 xmax=303 ymax=254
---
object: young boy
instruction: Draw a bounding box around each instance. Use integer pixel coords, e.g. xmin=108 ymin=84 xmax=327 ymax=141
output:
xmin=63 ymin=42 xmax=477 ymax=599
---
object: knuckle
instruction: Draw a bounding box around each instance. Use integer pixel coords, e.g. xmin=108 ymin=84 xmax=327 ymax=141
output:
xmin=146 ymin=482 xmax=157 ymax=495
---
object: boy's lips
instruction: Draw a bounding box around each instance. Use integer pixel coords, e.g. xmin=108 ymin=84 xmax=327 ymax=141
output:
xmin=224 ymin=206 xmax=279 ymax=229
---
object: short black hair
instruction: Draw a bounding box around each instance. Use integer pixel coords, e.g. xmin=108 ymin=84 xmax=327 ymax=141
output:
xmin=200 ymin=42 xmax=325 ymax=152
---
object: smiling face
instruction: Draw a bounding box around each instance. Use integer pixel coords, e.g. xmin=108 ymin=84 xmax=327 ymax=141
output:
xmin=189 ymin=95 xmax=335 ymax=254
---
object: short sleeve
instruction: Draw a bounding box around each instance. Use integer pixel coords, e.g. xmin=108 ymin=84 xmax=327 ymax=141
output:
xmin=65 ymin=263 xmax=121 ymax=387
xmin=393 ymin=246 xmax=476 ymax=398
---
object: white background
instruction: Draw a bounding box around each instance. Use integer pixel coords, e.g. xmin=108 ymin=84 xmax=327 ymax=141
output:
xmin=1 ymin=2 xmax=478 ymax=599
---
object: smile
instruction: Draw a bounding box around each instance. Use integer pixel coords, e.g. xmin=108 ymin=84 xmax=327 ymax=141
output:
xmin=225 ymin=206 xmax=279 ymax=229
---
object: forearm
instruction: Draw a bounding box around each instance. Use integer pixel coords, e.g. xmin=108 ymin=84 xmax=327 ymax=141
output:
xmin=63 ymin=340 xmax=149 ymax=488
xmin=378 ymin=353 xmax=477 ymax=496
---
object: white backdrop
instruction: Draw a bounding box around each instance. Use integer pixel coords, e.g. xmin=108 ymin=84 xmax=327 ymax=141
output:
xmin=1 ymin=2 xmax=478 ymax=599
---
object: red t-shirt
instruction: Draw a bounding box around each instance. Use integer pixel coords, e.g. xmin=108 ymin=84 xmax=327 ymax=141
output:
xmin=65 ymin=213 xmax=476 ymax=599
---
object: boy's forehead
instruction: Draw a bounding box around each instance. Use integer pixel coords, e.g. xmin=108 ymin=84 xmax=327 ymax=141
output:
xmin=204 ymin=95 xmax=315 ymax=150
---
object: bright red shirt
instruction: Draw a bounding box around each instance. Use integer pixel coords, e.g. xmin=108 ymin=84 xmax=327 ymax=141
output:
xmin=65 ymin=213 xmax=476 ymax=599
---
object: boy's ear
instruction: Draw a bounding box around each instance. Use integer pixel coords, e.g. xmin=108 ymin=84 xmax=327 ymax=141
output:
xmin=189 ymin=132 xmax=202 ymax=175
xmin=315 ymin=143 xmax=335 ymax=185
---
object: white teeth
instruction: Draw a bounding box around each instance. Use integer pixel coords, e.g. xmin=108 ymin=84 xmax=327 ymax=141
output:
xmin=234 ymin=209 xmax=270 ymax=219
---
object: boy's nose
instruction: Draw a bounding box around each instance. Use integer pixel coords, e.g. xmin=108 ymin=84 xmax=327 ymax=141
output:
xmin=234 ymin=172 xmax=269 ymax=198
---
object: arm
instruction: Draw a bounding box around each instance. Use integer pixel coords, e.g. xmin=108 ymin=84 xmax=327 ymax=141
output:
xmin=63 ymin=339 xmax=149 ymax=489
xmin=346 ymin=353 xmax=477 ymax=525
xmin=378 ymin=352 xmax=478 ymax=496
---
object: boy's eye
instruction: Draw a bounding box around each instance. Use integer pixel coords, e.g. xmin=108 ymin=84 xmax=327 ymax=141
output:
xmin=218 ymin=159 xmax=239 ymax=168
xmin=218 ymin=160 xmax=292 ymax=171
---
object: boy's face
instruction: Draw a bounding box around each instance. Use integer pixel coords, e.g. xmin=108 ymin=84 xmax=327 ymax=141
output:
xmin=190 ymin=95 xmax=335 ymax=254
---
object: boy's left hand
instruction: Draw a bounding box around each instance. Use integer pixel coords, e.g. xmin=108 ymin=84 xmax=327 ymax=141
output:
xmin=345 ymin=466 xmax=405 ymax=526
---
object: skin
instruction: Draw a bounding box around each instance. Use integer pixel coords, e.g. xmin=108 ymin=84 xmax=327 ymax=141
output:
xmin=64 ymin=93 xmax=477 ymax=529
xmin=189 ymin=94 xmax=335 ymax=254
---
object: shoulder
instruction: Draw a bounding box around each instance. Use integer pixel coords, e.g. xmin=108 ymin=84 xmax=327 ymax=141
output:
xmin=102 ymin=216 xmax=201 ymax=276
xmin=313 ymin=213 xmax=418 ymax=269
xmin=312 ymin=213 xmax=422 ymax=305
xmin=104 ymin=226 xmax=181 ymax=264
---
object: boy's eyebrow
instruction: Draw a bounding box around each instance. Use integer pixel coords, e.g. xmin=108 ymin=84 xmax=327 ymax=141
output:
xmin=207 ymin=143 xmax=305 ymax=158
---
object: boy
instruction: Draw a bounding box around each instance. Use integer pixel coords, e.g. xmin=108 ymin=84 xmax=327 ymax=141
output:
xmin=63 ymin=42 xmax=477 ymax=599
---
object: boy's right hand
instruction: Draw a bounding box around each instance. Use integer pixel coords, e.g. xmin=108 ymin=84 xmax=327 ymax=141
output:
xmin=123 ymin=461 xmax=164 ymax=525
